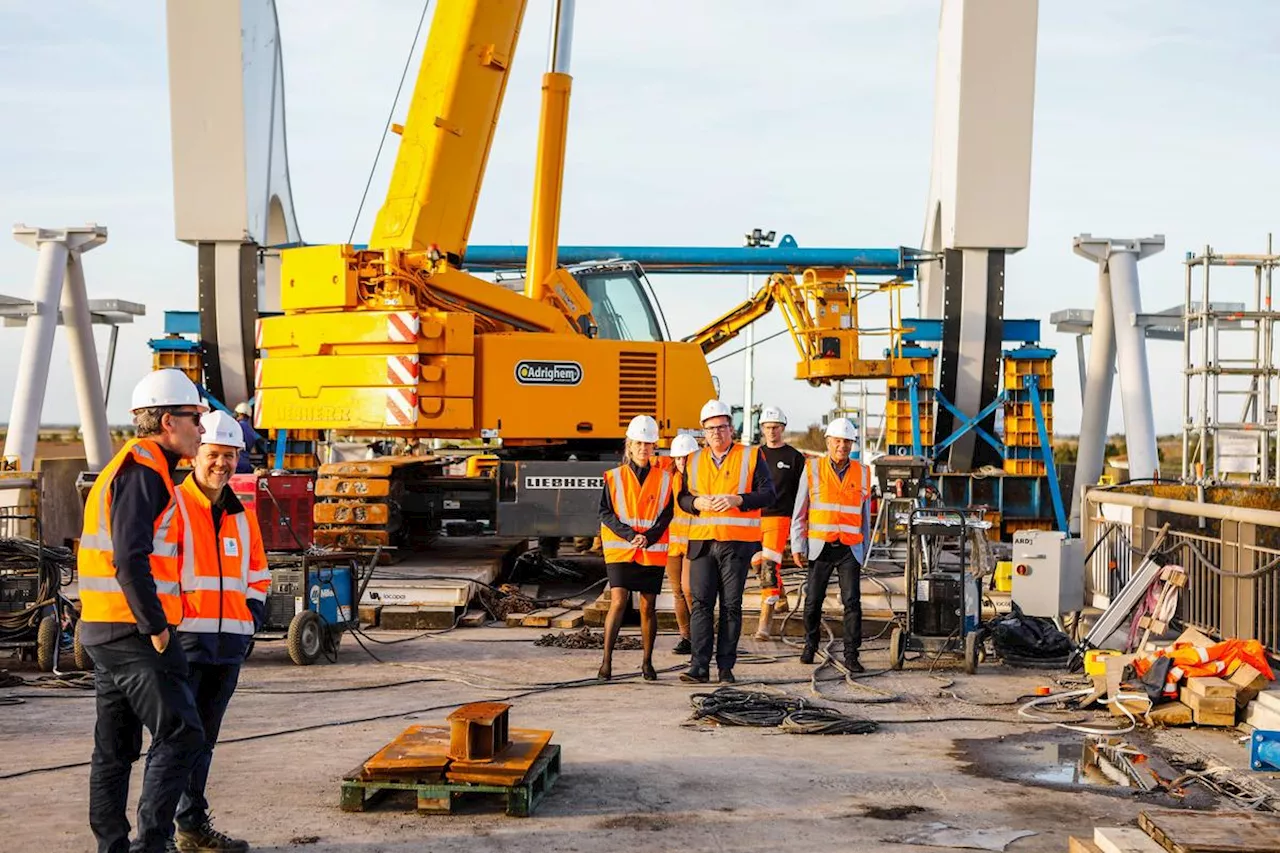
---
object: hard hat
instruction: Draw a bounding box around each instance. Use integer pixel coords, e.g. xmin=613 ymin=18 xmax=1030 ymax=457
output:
xmin=234 ymin=401 xmax=253 ymax=417
xmin=199 ymin=410 xmax=245 ymax=450
xmin=670 ymin=434 xmax=699 ymax=458
xmin=625 ymin=415 xmax=660 ymax=443
xmin=130 ymin=369 xmax=208 ymax=413
xmin=760 ymin=405 xmax=787 ymax=426
xmin=825 ymin=417 xmax=859 ymax=441
xmin=699 ymin=399 xmax=732 ymax=424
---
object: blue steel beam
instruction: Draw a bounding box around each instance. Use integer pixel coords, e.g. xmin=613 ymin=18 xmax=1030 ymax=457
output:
xmin=903 ymin=317 xmax=1041 ymax=344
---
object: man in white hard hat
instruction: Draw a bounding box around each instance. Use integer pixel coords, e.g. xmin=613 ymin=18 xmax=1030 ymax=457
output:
xmin=80 ymin=369 xmax=208 ymax=853
xmin=676 ymin=399 xmax=775 ymax=684
xmin=753 ymin=405 xmax=806 ymax=641
xmin=231 ymin=402 xmax=262 ymax=474
xmin=162 ymin=410 xmax=269 ymax=852
xmin=790 ymin=417 xmax=871 ymax=674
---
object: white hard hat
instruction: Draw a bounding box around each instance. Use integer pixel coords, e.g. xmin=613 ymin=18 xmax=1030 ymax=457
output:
xmin=625 ymin=415 xmax=660 ymax=443
xmin=234 ymin=401 xmax=253 ymax=417
xmin=131 ymin=369 xmax=208 ymax=413
xmin=699 ymin=399 xmax=732 ymax=424
xmin=825 ymin=417 xmax=859 ymax=441
xmin=199 ymin=410 xmax=245 ymax=450
xmin=670 ymin=434 xmax=699 ymax=457
xmin=760 ymin=405 xmax=787 ymax=426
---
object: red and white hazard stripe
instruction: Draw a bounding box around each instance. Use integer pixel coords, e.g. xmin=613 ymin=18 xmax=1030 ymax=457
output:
xmin=255 ymin=319 xmax=264 ymax=349
xmin=386 ymin=354 xmax=418 ymax=385
xmin=385 ymin=388 xmax=417 ymax=427
xmin=254 ymin=359 xmax=263 ymax=389
xmin=386 ymin=311 xmax=419 ymax=343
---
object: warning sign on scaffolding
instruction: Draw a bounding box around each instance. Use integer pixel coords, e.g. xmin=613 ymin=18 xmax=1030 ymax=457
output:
xmin=1216 ymin=430 xmax=1261 ymax=474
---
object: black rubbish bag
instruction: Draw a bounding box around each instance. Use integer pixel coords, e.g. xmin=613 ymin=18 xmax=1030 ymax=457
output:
xmin=990 ymin=604 xmax=1072 ymax=666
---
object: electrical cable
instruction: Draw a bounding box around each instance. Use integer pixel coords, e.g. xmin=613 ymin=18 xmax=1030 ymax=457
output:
xmin=346 ymin=0 xmax=433 ymax=244
xmin=688 ymin=686 xmax=879 ymax=735
xmin=705 ymin=328 xmax=791 ymax=366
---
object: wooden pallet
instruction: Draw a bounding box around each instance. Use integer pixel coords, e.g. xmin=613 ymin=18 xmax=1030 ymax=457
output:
xmin=340 ymin=743 xmax=561 ymax=817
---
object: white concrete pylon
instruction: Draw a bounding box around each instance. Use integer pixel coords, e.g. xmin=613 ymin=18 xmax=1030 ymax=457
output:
xmin=1070 ymin=261 xmax=1117 ymax=533
xmin=1073 ymin=234 xmax=1165 ymax=499
xmin=4 ymin=225 xmax=111 ymax=473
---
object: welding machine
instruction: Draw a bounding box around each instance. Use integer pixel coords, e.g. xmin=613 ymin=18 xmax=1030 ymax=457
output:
xmin=252 ymin=551 xmax=375 ymax=665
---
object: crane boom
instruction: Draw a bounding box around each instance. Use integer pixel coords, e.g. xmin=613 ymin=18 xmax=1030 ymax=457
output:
xmin=369 ymin=0 xmax=528 ymax=256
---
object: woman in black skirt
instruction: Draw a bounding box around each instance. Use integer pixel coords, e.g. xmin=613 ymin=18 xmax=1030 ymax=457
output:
xmin=597 ymin=415 xmax=675 ymax=681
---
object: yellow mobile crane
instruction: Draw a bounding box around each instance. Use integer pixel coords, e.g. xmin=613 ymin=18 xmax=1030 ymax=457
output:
xmin=255 ymin=0 xmax=715 ymax=545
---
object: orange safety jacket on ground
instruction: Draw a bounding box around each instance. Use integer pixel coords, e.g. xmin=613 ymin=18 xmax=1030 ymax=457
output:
xmin=176 ymin=476 xmax=270 ymax=665
xmin=78 ymin=438 xmax=185 ymax=628
xmin=600 ymin=464 xmax=673 ymax=566
xmin=685 ymin=444 xmax=762 ymax=543
xmin=801 ymin=456 xmax=870 ymax=558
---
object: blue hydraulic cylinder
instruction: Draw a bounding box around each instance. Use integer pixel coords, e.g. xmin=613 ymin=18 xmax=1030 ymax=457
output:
xmin=1252 ymin=731 xmax=1280 ymax=771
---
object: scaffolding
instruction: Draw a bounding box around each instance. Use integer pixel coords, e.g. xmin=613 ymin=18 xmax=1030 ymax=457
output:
xmin=831 ymin=380 xmax=886 ymax=454
xmin=1182 ymin=239 xmax=1280 ymax=483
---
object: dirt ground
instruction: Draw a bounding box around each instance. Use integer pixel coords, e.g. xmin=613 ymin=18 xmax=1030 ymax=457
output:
xmin=0 ymin=625 xmax=1271 ymax=853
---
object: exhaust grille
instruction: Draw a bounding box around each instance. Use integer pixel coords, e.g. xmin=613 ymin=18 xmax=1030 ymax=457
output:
xmin=618 ymin=351 xmax=659 ymax=427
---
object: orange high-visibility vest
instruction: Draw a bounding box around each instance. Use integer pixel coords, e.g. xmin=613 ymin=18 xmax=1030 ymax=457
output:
xmin=804 ymin=456 xmax=869 ymax=556
xmin=177 ymin=476 xmax=270 ymax=636
xmin=78 ymin=438 xmax=186 ymax=626
xmin=685 ymin=444 xmax=762 ymax=543
xmin=655 ymin=459 xmax=691 ymax=558
xmin=601 ymin=464 xmax=673 ymax=566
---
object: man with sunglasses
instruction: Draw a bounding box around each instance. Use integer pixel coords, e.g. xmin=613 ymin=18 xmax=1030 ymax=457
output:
xmin=676 ymin=399 xmax=775 ymax=684
xmin=80 ymin=369 xmax=209 ymax=853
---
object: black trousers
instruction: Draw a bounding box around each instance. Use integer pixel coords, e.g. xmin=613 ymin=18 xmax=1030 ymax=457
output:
xmin=142 ymin=662 xmax=241 ymax=833
xmin=87 ymin=634 xmax=205 ymax=853
xmin=687 ymin=541 xmax=750 ymax=673
xmin=803 ymin=547 xmax=863 ymax=657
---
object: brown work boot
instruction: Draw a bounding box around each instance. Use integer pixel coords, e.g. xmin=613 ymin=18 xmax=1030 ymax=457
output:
xmin=174 ymin=820 xmax=250 ymax=852
xmin=753 ymin=602 xmax=775 ymax=641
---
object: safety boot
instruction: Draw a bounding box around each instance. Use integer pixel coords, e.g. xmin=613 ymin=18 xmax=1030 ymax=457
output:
xmin=174 ymin=821 xmax=250 ymax=853
xmin=752 ymin=601 xmax=775 ymax=641
xmin=799 ymin=645 xmax=817 ymax=665
xmin=843 ymin=654 xmax=865 ymax=675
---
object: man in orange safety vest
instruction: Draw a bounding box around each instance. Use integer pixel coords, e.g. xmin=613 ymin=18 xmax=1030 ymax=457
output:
xmin=80 ymin=369 xmax=208 ymax=853
xmin=161 ymin=409 xmax=269 ymax=852
xmin=790 ymin=417 xmax=871 ymax=674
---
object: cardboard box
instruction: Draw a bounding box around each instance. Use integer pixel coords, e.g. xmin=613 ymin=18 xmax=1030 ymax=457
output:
xmin=1173 ymin=627 xmax=1214 ymax=648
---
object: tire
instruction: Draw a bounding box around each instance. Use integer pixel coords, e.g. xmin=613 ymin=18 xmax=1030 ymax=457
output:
xmin=888 ymin=626 xmax=905 ymax=672
xmin=287 ymin=611 xmax=324 ymax=666
xmin=964 ymin=631 xmax=979 ymax=675
xmin=36 ymin=615 xmax=58 ymax=672
xmin=73 ymin=618 xmax=93 ymax=672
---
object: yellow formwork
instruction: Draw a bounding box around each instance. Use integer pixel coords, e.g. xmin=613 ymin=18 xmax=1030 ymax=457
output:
xmin=1003 ymin=357 xmax=1053 ymax=391
xmin=1003 ymin=458 xmax=1046 ymax=476
xmin=153 ymin=348 xmax=202 ymax=385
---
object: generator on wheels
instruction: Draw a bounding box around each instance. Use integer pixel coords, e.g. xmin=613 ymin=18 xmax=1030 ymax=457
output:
xmin=888 ymin=508 xmax=988 ymax=674
xmin=253 ymin=550 xmax=377 ymax=666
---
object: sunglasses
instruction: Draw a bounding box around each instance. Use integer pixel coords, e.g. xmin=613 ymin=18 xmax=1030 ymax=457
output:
xmin=167 ymin=409 xmax=203 ymax=425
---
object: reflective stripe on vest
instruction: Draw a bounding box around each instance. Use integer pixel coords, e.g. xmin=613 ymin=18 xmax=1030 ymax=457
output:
xmin=77 ymin=438 xmax=186 ymax=626
xmin=177 ymin=476 xmax=270 ymax=636
xmin=685 ymin=445 xmax=761 ymax=543
xmin=805 ymin=457 xmax=868 ymax=556
xmin=600 ymin=465 xmax=672 ymax=567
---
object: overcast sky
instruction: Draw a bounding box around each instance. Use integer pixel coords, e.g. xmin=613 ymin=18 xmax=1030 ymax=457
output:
xmin=2 ymin=0 xmax=1279 ymax=437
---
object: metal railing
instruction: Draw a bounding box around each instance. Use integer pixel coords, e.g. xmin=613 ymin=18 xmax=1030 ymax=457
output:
xmin=1084 ymin=487 xmax=1280 ymax=655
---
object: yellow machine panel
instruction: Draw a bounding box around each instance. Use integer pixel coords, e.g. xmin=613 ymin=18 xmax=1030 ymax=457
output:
xmin=258 ymin=309 xmax=475 ymax=357
xmin=257 ymin=354 xmax=475 ymax=399
xmin=256 ymin=386 xmax=474 ymax=434
xmin=473 ymin=335 xmax=712 ymax=441
xmin=280 ymin=244 xmax=359 ymax=311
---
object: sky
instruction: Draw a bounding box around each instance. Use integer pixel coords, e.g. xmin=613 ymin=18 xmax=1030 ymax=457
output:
xmin=2 ymin=0 xmax=1279 ymax=436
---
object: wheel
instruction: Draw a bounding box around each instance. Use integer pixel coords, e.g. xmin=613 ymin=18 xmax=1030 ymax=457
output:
xmin=37 ymin=615 xmax=58 ymax=672
xmin=286 ymin=611 xmax=324 ymax=666
xmin=964 ymin=632 xmax=979 ymax=675
xmin=73 ymin=618 xmax=93 ymax=672
xmin=888 ymin=626 xmax=905 ymax=671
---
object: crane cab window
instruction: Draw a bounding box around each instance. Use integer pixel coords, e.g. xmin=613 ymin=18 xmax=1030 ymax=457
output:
xmin=576 ymin=267 xmax=665 ymax=342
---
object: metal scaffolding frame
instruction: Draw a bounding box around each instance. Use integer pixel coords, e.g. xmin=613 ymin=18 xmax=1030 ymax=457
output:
xmin=1183 ymin=239 xmax=1280 ymax=483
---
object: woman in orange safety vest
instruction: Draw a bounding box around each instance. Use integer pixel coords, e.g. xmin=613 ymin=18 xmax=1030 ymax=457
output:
xmin=597 ymin=415 xmax=675 ymax=682
xmin=656 ymin=433 xmax=700 ymax=656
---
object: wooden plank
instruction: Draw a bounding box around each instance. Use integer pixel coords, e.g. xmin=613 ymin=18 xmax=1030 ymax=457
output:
xmin=1228 ymin=664 xmax=1268 ymax=708
xmin=1192 ymin=709 xmax=1236 ymax=727
xmin=1147 ymin=701 xmax=1193 ymax=727
xmin=550 ymin=610 xmax=584 ymax=629
xmin=505 ymin=612 xmax=529 ymax=627
xmin=362 ymin=725 xmax=451 ymax=779
xmin=521 ymin=608 xmax=570 ymax=628
xmin=1140 ymin=809 xmax=1280 ymax=853
xmin=1186 ymin=677 xmax=1236 ymax=699
xmin=446 ymin=729 xmax=553 ymax=786
xmin=459 ymin=608 xmax=487 ymax=627
xmin=1094 ymin=827 xmax=1165 ymax=853
xmin=1070 ymin=838 xmax=1104 ymax=853
xmin=358 ymin=604 xmax=382 ymax=627
xmin=1180 ymin=688 xmax=1236 ymax=716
